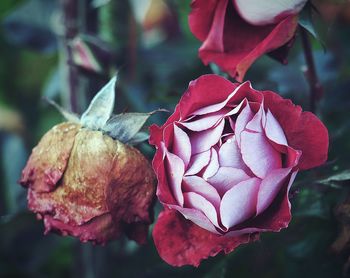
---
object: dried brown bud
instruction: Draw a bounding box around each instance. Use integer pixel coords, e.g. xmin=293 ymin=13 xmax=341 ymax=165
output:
xmin=20 ymin=122 xmax=156 ymax=244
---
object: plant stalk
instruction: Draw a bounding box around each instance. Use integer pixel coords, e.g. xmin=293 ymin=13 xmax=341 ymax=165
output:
xmin=300 ymin=26 xmax=323 ymax=113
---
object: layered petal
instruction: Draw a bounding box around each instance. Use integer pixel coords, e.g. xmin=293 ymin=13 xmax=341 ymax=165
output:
xmin=262 ymin=90 xmax=329 ymax=170
xmin=220 ymin=177 xmax=261 ymax=229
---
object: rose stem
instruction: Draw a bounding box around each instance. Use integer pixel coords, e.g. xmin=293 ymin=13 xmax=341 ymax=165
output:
xmin=60 ymin=0 xmax=79 ymax=113
xmin=299 ymin=26 xmax=323 ymax=113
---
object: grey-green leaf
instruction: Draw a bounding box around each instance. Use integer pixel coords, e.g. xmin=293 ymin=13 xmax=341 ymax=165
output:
xmin=128 ymin=131 xmax=150 ymax=145
xmin=81 ymin=76 xmax=116 ymax=130
xmin=318 ymin=170 xmax=350 ymax=187
xmin=103 ymin=112 xmax=151 ymax=143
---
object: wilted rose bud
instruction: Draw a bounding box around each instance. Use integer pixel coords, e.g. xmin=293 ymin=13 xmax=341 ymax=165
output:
xmin=19 ymin=77 xmax=156 ymax=244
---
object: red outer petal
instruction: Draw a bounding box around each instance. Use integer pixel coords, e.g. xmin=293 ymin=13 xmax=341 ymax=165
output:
xmin=153 ymin=209 xmax=258 ymax=267
xmin=262 ymin=91 xmax=329 ymax=170
xmin=189 ymin=0 xmax=219 ymax=41
xmin=189 ymin=0 xmax=298 ymax=81
xmin=179 ymin=74 xmax=239 ymax=116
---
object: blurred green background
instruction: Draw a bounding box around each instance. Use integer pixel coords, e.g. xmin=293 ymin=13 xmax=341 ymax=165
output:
xmin=1 ymin=0 xmax=350 ymax=277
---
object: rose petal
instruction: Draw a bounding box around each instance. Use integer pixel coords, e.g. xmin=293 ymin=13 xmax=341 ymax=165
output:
xmin=256 ymin=167 xmax=291 ymax=215
xmin=226 ymin=171 xmax=297 ymax=236
xmin=191 ymin=119 xmax=225 ymax=154
xmin=185 ymin=150 xmax=211 ymax=175
xmin=192 ymin=82 xmax=248 ymax=115
xmin=234 ymin=0 xmax=307 ymax=25
xmin=199 ymin=0 xmax=228 ymax=53
xmin=20 ymin=123 xmax=80 ymax=192
xmin=202 ymin=148 xmax=220 ymax=180
xmin=262 ymin=91 xmax=328 ymax=170
xmin=152 ymin=209 xmax=256 ymax=267
xmin=218 ymin=135 xmax=246 ymax=169
xmin=180 ymin=110 xmax=227 ymax=131
xmin=245 ymin=103 xmax=265 ymax=132
xmin=220 ymin=177 xmax=261 ymax=229
xmin=235 ymin=102 xmax=254 ymax=146
xmin=173 ymin=124 xmax=191 ymax=167
xmin=184 ymin=192 xmax=220 ymax=228
xmin=180 ymin=75 xmax=238 ymax=117
xmin=264 ymin=109 xmax=288 ymax=146
xmin=208 ymin=167 xmax=251 ymax=196
xmin=183 ymin=176 xmax=221 ymax=208
xmin=165 ymin=150 xmax=185 ymax=206
xmin=151 ymin=143 xmax=177 ymax=205
xmin=170 ymin=205 xmax=220 ymax=234
xmin=240 ymin=130 xmax=282 ymax=178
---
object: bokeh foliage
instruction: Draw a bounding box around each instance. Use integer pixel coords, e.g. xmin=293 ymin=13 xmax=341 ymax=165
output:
xmin=1 ymin=0 xmax=350 ymax=277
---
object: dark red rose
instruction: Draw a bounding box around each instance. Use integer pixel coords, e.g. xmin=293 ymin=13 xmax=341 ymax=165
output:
xmin=189 ymin=0 xmax=307 ymax=81
xmin=149 ymin=74 xmax=328 ymax=266
xmin=20 ymin=122 xmax=156 ymax=244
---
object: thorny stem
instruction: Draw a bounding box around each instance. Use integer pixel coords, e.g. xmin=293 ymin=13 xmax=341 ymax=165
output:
xmin=300 ymin=26 xmax=323 ymax=113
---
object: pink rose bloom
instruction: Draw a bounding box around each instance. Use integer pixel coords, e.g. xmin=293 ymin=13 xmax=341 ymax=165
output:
xmin=189 ymin=0 xmax=308 ymax=81
xmin=149 ymin=74 xmax=328 ymax=266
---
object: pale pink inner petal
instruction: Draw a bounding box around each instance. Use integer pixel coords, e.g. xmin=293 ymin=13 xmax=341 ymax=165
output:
xmin=240 ymin=130 xmax=282 ymax=179
xmin=190 ymin=119 xmax=225 ymax=154
xmin=218 ymin=135 xmax=246 ymax=169
xmin=235 ymin=102 xmax=254 ymax=146
xmin=256 ymin=168 xmax=291 ymax=215
xmin=234 ymin=0 xmax=307 ymax=26
xmin=165 ymin=151 xmax=185 ymax=206
xmin=202 ymin=148 xmax=220 ymax=180
xmin=191 ymin=83 xmax=248 ymax=115
xmin=170 ymin=205 xmax=220 ymax=234
xmin=208 ymin=167 xmax=251 ymax=196
xmin=245 ymin=104 xmax=264 ymax=132
xmin=173 ymin=124 xmax=191 ymax=167
xmin=183 ymin=176 xmax=221 ymax=208
xmin=264 ymin=110 xmax=288 ymax=146
xmin=225 ymin=98 xmax=247 ymax=117
xmin=184 ymin=192 xmax=220 ymax=228
xmin=185 ymin=150 xmax=211 ymax=176
xmin=180 ymin=110 xmax=227 ymax=131
xmin=220 ymin=177 xmax=261 ymax=229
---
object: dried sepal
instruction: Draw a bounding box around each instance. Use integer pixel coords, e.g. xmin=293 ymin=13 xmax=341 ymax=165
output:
xmin=81 ymin=76 xmax=117 ymax=130
xmin=44 ymin=98 xmax=80 ymax=123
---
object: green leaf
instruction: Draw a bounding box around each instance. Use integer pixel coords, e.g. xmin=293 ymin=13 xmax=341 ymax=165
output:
xmin=298 ymin=2 xmax=326 ymax=48
xmin=81 ymin=76 xmax=117 ymax=130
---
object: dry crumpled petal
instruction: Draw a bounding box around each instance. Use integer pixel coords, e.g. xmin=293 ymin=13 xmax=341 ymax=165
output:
xmin=20 ymin=122 xmax=156 ymax=244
